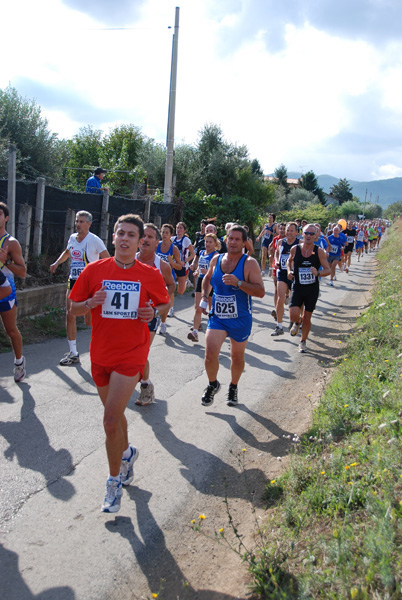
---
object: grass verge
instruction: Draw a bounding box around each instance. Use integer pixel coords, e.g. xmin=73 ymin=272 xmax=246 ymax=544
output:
xmin=248 ymin=222 xmax=402 ymax=598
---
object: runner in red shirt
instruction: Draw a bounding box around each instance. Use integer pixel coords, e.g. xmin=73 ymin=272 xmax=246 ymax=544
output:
xmin=70 ymin=214 xmax=170 ymax=513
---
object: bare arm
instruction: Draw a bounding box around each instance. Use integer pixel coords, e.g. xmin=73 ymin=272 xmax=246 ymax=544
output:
xmin=50 ymin=247 xmax=71 ymax=273
xmin=316 ymin=247 xmax=331 ymax=278
xmin=99 ymin=249 xmax=110 ymax=259
xmin=0 ymin=238 xmax=26 ymax=279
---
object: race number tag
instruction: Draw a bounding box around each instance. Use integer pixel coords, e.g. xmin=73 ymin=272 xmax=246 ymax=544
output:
xmin=330 ymin=244 xmax=339 ymax=254
xmin=298 ymin=268 xmax=316 ymax=285
xmin=347 ymin=236 xmax=354 ymax=243
xmin=101 ymin=280 xmax=141 ymax=319
xmin=280 ymin=253 xmax=289 ymax=270
xmin=70 ymin=260 xmax=85 ymax=279
xmin=214 ymin=294 xmax=238 ymax=319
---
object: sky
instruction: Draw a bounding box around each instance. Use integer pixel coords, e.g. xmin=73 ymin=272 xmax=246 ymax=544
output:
xmin=2 ymin=0 xmax=402 ymax=182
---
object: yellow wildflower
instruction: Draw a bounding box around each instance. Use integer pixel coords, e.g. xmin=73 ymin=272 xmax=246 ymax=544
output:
xmin=242 ymin=448 xmax=247 ymax=452
xmin=345 ymin=465 xmax=350 ymax=470
xmin=270 ymin=479 xmax=276 ymax=484
xmin=219 ymin=528 xmax=224 ymax=533
xmin=350 ymin=463 xmax=358 ymax=467
xmin=190 ymin=519 xmax=196 ymax=524
xmin=199 ymin=514 xmax=206 ymax=520
xmin=152 ymin=594 xmax=158 ymax=599
xmin=320 ymin=471 xmax=325 ymax=475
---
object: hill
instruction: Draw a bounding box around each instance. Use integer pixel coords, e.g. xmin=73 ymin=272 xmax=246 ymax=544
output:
xmin=285 ymin=172 xmax=402 ymax=208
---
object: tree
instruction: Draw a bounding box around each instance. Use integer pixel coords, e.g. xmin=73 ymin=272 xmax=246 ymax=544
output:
xmin=0 ymin=85 xmax=67 ymax=180
xmin=329 ymin=178 xmax=353 ymax=205
xmin=273 ymin=164 xmax=289 ymax=192
xmin=340 ymin=200 xmax=361 ymax=218
xmin=384 ymin=201 xmax=402 ymax=220
xmin=287 ymin=188 xmax=318 ymax=209
xmin=299 ymin=170 xmax=325 ymax=204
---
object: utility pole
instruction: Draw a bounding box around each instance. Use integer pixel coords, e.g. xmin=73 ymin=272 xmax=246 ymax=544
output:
xmin=163 ymin=7 xmax=180 ymax=203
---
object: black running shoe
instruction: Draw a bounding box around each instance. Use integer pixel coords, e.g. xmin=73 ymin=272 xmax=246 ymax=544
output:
xmin=201 ymin=382 xmax=221 ymax=407
xmin=226 ymin=385 xmax=238 ymax=406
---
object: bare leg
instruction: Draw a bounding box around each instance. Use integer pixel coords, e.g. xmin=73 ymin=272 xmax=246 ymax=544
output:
xmin=229 ymin=338 xmax=248 ymax=385
xmin=97 ymin=371 xmax=140 ymax=477
xmin=204 ymin=329 xmax=227 ymax=382
xmin=0 ymin=306 xmax=23 ymax=359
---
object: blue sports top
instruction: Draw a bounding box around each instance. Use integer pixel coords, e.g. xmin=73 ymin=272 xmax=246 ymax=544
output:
xmin=210 ymin=254 xmax=252 ymax=326
xmin=198 ymin=249 xmax=218 ymax=279
xmin=328 ymin=235 xmax=344 ymax=258
xmin=85 ymin=175 xmax=103 ymax=194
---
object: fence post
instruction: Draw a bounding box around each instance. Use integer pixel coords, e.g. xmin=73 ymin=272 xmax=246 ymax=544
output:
xmin=64 ymin=209 xmax=75 ymax=249
xmin=17 ymin=204 xmax=32 ymax=264
xmin=144 ymin=197 xmax=151 ymax=222
xmin=33 ymin=177 xmax=45 ymax=257
xmin=100 ymin=190 xmax=110 ymax=246
xmin=7 ymin=144 xmax=17 ymax=237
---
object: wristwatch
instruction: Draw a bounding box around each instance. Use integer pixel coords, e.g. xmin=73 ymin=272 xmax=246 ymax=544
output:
xmin=85 ymin=300 xmax=92 ymax=309
xmin=237 ymin=280 xmax=243 ymax=287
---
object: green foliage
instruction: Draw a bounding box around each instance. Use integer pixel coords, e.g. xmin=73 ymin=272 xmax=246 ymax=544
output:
xmin=339 ymin=199 xmax=361 ymax=218
xmin=364 ymin=203 xmax=383 ymax=219
xmin=250 ymin=222 xmax=402 ymax=598
xmin=299 ymin=170 xmax=325 ymax=204
xmin=287 ymin=188 xmax=318 ymax=209
xmin=0 ymin=85 xmax=67 ymax=180
xmin=384 ymin=200 xmax=402 ymax=220
xmin=277 ymin=203 xmax=340 ymax=230
xmin=66 ymin=124 xmax=146 ymax=195
xmin=329 ymin=177 xmax=354 ymax=204
xmin=274 ymin=164 xmax=289 ymax=191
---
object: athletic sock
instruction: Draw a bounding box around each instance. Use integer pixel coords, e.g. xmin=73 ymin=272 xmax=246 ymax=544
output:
xmin=141 ymin=379 xmax=151 ymax=386
xmin=229 ymin=383 xmax=237 ymax=390
xmin=193 ymin=329 xmax=198 ymax=335
xmin=108 ymin=475 xmax=121 ymax=482
xmin=122 ymin=446 xmax=132 ymax=460
xmin=14 ymin=356 xmax=23 ymax=365
xmin=277 ymin=323 xmax=283 ymax=329
xmin=68 ymin=340 xmax=78 ymax=355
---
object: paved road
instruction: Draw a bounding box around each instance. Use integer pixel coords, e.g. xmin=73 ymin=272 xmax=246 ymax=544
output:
xmin=0 ymin=254 xmax=377 ymax=599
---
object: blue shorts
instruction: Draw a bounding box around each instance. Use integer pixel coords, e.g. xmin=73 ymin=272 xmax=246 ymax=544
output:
xmin=147 ymin=315 xmax=161 ymax=333
xmin=207 ymin=314 xmax=252 ymax=342
xmin=0 ymin=298 xmax=16 ymax=312
xmin=262 ymin=237 xmax=272 ymax=249
xmin=355 ymin=241 xmax=363 ymax=249
xmin=277 ymin=271 xmax=292 ymax=289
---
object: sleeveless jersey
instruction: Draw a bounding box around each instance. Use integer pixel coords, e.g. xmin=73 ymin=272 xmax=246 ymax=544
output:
xmin=210 ymin=254 xmax=251 ymax=326
xmin=198 ymin=249 xmax=218 ymax=279
xmin=278 ymin=238 xmax=299 ymax=276
xmin=0 ymin=232 xmax=17 ymax=305
xmin=293 ymin=245 xmax=321 ymax=289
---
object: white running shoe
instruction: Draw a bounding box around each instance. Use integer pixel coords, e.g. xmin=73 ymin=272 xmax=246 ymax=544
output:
xmin=120 ymin=446 xmax=139 ymax=486
xmin=101 ymin=478 xmax=123 ymax=512
xmin=159 ymin=322 xmax=167 ymax=335
xmin=290 ymin=322 xmax=301 ymax=337
xmin=187 ymin=330 xmax=199 ymax=342
xmin=136 ymin=383 xmax=155 ymax=406
xmin=14 ymin=356 xmax=26 ymax=382
xmin=60 ymin=352 xmax=80 ymax=366
xmin=299 ymin=341 xmax=307 ymax=353
xmin=168 ymin=307 xmax=175 ymax=317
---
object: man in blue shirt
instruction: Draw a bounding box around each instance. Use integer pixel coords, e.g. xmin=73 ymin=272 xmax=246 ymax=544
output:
xmin=86 ymin=168 xmax=108 ymax=194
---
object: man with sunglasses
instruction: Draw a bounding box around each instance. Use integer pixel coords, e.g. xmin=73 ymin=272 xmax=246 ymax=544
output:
xmin=287 ymin=224 xmax=330 ymax=353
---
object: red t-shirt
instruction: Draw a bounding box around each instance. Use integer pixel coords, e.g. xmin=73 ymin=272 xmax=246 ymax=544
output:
xmin=69 ymin=258 xmax=169 ymax=368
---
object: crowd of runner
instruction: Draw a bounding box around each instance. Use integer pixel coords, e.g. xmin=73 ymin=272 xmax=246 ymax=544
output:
xmin=0 ymin=199 xmax=387 ymax=513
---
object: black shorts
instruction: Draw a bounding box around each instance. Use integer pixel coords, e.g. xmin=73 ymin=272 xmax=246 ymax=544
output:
xmin=277 ymin=271 xmax=293 ymax=289
xmin=290 ymin=285 xmax=320 ymax=313
xmin=68 ymin=278 xmax=77 ymax=290
xmin=196 ymin=277 xmax=213 ymax=295
xmin=344 ymin=243 xmax=354 ymax=254
xmin=147 ymin=316 xmax=161 ymax=333
xmin=175 ymin=266 xmax=187 ymax=278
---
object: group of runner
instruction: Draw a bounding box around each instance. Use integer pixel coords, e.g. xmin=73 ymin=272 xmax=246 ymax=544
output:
xmin=1 ymin=203 xmax=386 ymax=513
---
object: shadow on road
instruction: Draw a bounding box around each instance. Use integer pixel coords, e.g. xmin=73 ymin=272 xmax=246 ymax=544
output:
xmin=105 ymin=489 xmax=244 ymax=599
xmin=0 ymin=543 xmax=75 ymax=600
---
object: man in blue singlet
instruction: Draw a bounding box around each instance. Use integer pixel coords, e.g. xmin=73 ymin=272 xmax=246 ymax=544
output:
xmin=200 ymin=225 xmax=265 ymax=407
xmin=0 ymin=201 xmax=27 ymax=382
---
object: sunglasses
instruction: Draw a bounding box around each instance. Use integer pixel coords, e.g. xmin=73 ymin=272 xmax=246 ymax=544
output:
xmin=304 ymin=231 xmax=315 ymax=236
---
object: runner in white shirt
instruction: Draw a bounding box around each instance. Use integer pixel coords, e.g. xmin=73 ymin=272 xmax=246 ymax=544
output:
xmin=50 ymin=210 xmax=109 ymax=365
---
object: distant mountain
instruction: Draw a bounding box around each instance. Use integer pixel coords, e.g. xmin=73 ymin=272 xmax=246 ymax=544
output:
xmin=272 ymin=172 xmax=402 ymax=208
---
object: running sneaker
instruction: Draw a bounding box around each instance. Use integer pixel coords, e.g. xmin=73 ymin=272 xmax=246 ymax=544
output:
xmin=290 ymin=322 xmax=301 ymax=337
xmin=226 ymin=385 xmax=238 ymax=406
xmin=159 ymin=322 xmax=167 ymax=335
xmin=14 ymin=356 xmax=26 ymax=382
xmin=271 ymin=309 xmax=277 ymax=320
xmin=187 ymin=330 xmax=199 ymax=342
xmin=268 ymin=268 xmax=273 ymax=277
xmin=59 ymin=352 xmax=80 ymax=366
xmin=201 ymin=381 xmax=221 ymax=407
xmin=135 ymin=383 xmax=155 ymax=406
xmin=101 ymin=478 xmax=123 ymax=513
xmin=271 ymin=326 xmax=284 ymax=337
xmin=168 ymin=307 xmax=175 ymax=318
xmin=120 ymin=446 xmax=139 ymax=486
xmin=329 ymin=280 xmax=334 ymax=286
xmin=345 ymin=267 xmax=349 ymax=274
xmin=299 ymin=341 xmax=307 ymax=353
